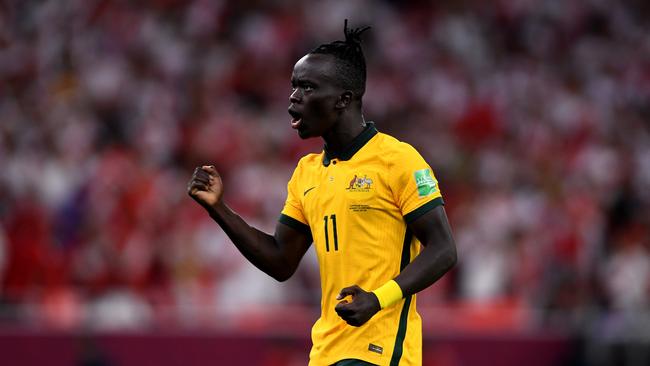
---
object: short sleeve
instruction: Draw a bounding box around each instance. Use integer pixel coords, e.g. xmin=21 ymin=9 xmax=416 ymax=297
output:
xmin=389 ymin=143 xmax=444 ymax=224
xmin=279 ymin=163 xmax=311 ymax=235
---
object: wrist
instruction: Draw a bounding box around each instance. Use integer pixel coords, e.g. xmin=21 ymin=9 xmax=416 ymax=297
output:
xmin=372 ymin=280 xmax=403 ymax=309
xmin=206 ymin=199 xmax=226 ymax=217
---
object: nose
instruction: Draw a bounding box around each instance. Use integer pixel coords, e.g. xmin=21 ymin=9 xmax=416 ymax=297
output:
xmin=290 ymin=88 xmax=301 ymax=104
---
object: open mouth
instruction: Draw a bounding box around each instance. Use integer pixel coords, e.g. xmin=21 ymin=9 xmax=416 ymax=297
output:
xmin=288 ymin=109 xmax=303 ymax=129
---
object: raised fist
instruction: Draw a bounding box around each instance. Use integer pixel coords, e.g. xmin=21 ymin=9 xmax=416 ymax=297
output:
xmin=187 ymin=165 xmax=224 ymax=210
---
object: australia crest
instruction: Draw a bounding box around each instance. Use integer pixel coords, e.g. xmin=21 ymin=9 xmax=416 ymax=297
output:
xmin=346 ymin=174 xmax=373 ymax=192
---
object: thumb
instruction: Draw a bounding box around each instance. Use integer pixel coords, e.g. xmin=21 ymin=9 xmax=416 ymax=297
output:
xmin=202 ymin=165 xmax=219 ymax=177
xmin=336 ymin=285 xmax=360 ymax=300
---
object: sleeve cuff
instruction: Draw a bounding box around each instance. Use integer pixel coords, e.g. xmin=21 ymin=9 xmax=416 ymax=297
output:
xmin=279 ymin=214 xmax=312 ymax=236
xmin=403 ymin=197 xmax=444 ymax=224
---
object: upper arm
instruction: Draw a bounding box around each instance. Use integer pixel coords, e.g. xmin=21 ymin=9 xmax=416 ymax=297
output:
xmin=273 ymin=161 xmax=312 ymax=279
xmin=388 ymin=142 xmax=455 ymax=255
xmin=408 ymin=205 xmax=455 ymax=251
xmin=395 ymin=201 xmax=456 ymax=297
xmin=273 ymin=219 xmax=312 ymax=280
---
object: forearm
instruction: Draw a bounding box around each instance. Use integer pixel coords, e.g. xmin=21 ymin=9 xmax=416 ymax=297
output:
xmin=394 ymin=240 xmax=456 ymax=297
xmin=207 ymin=201 xmax=290 ymax=280
xmin=336 ymin=238 xmax=456 ymax=326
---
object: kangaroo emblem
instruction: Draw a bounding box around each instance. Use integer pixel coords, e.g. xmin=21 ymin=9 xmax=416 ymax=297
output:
xmin=347 ymin=174 xmax=373 ymax=190
xmin=347 ymin=175 xmax=357 ymax=189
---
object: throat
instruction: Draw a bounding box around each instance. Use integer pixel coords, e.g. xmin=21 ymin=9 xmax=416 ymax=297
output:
xmin=323 ymin=121 xmax=369 ymax=158
xmin=323 ymin=133 xmax=356 ymax=156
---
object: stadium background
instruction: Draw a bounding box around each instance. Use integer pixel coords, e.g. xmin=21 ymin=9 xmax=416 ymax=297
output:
xmin=1 ymin=0 xmax=649 ymax=365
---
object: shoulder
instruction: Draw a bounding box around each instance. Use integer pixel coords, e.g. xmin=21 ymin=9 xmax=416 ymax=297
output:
xmin=292 ymin=152 xmax=323 ymax=174
xmin=296 ymin=152 xmax=323 ymax=167
xmin=374 ymin=132 xmax=424 ymax=163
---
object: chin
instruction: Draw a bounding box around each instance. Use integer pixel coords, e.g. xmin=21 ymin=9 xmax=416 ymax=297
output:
xmin=297 ymin=129 xmax=312 ymax=139
xmin=297 ymin=125 xmax=318 ymax=139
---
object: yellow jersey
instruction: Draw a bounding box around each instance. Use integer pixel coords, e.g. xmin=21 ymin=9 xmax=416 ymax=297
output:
xmin=280 ymin=123 xmax=443 ymax=366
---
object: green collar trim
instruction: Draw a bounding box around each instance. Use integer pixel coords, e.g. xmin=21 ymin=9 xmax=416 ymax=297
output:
xmin=323 ymin=122 xmax=378 ymax=166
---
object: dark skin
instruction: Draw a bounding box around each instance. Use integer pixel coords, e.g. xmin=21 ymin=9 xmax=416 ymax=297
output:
xmin=188 ymin=53 xmax=457 ymax=327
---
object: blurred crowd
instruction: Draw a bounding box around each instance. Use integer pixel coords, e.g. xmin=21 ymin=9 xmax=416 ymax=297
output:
xmin=1 ymin=0 xmax=649 ymax=346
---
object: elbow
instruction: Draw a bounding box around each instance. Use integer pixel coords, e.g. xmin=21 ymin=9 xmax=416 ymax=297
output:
xmin=443 ymin=241 xmax=458 ymax=272
xmin=448 ymin=245 xmax=458 ymax=270
xmin=270 ymin=266 xmax=295 ymax=283
xmin=272 ymin=272 xmax=291 ymax=283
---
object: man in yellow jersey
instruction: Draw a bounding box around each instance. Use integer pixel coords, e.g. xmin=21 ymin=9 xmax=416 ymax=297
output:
xmin=188 ymin=20 xmax=457 ymax=366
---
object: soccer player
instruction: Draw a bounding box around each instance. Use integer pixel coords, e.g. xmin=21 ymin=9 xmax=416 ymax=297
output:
xmin=188 ymin=20 xmax=457 ymax=366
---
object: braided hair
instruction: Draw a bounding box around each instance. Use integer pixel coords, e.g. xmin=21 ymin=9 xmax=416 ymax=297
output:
xmin=310 ymin=19 xmax=371 ymax=100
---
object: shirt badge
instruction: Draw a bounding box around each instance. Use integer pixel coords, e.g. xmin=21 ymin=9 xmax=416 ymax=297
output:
xmin=414 ymin=168 xmax=438 ymax=197
xmin=346 ymin=174 xmax=373 ymax=192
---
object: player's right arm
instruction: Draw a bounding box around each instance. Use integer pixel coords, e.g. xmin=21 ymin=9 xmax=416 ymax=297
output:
xmin=187 ymin=165 xmax=312 ymax=282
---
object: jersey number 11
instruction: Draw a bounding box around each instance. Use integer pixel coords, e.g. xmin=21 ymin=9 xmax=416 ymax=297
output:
xmin=323 ymin=214 xmax=339 ymax=252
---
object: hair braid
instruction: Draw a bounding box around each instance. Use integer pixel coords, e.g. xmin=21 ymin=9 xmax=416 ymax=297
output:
xmin=310 ymin=19 xmax=371 ymax=99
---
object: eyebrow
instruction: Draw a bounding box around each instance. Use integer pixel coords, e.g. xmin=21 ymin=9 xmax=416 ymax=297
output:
xmin=291 ymin=77 xmax=318 ymax=85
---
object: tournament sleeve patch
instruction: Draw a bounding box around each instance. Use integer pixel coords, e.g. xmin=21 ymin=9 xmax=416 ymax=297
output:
xmin=413 ymin=168 xmax=439 ymax=197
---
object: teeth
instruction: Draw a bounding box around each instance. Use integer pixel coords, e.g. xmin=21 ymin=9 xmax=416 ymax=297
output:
xmin=289 ymin=109 xmax=302 ymax=129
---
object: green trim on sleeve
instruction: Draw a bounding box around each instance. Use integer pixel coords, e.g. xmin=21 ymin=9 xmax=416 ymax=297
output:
xmin=403 ymin=197 xmax=444 ymax=224
xmin=279 ymin=214 xmax=312 ymax=236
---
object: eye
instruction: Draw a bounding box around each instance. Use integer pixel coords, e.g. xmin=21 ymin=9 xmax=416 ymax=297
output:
xmin=304 ymin=85 xmax=314 ymax=92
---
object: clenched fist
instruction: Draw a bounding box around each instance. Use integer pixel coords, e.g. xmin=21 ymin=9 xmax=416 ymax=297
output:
xmin=187 ymin=165 xmax=224 ymax=210
xmin=334 ymin=285 xmax=381 ymax=327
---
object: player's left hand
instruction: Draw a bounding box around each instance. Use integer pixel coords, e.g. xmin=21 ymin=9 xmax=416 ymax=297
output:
xmin=334 ymin=285 xmax=381 ymax=327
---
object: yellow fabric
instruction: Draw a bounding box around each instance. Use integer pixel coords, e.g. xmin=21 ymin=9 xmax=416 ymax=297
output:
xmin=281 ymin=129 xmax=443 ymax=366
xmin=373 ymin=280 xmax=403 ymax=309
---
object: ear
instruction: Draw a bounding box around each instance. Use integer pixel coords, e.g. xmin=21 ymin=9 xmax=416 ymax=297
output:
xmin=335 ymin=91 xmax=353 ymax=109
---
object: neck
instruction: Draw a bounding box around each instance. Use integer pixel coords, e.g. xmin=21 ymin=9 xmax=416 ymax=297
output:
xmin=322 ymin=112 xmax=366 ymax=154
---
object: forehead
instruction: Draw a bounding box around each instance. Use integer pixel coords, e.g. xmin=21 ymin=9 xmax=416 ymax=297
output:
xmin=291 ymin=53 xmax=338 ymax=83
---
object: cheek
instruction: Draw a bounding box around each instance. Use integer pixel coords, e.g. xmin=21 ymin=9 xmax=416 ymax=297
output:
xmin=306 ymin=95 xmax=336 ymax=117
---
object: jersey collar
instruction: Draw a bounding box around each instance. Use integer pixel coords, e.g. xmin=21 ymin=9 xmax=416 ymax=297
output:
xmin=323 ymin=122 xmax=378 ymax=167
